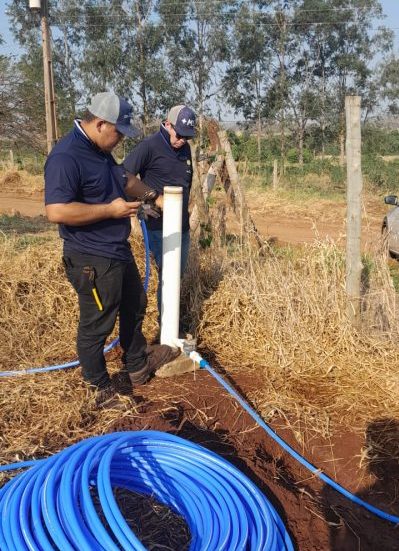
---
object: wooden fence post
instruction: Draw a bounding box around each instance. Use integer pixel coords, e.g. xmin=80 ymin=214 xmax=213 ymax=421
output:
xmin=345 ymin=96 xmax=363 ymax=324
xmin=273 ymin=159 xmax=278 ymax=190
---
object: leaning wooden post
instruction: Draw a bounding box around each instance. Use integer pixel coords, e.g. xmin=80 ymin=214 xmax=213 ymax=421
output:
xmin=345 ymin=96 xmax=363 ymax=324
xmin=218 ymin=130 xmax=263 ymax=249
xmin=188 ymin=142 xmax=210 ymax=239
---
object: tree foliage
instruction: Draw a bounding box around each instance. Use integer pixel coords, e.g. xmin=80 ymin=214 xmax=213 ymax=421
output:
xmin=158 ymin=0 xmax=236 ymax=119
xmin=1 ymin=0 xmax=397 ymax=155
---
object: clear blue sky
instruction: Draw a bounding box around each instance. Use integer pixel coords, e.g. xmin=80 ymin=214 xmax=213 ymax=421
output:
xmin=1 ymin=0 xmax=399 ymax=57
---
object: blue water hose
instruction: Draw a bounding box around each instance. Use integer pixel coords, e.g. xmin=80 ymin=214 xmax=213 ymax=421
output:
xmin=0 ymin=431 xmax=294 ymax=551
xmin=188 ymin=353 xmax=399 ymax=525
xmin=0 ymin=219 xmax=151 ymax=378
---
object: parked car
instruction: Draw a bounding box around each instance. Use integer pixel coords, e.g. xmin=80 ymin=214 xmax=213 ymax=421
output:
xmin=383 ymin=195 xmax=399 ymax=258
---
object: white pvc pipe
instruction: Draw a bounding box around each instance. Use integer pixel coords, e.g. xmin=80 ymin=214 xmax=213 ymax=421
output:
xmin=29 ymin=0 xmax=41 ymax=9
xmin=160 ymin=186 xmax=183 ymax=347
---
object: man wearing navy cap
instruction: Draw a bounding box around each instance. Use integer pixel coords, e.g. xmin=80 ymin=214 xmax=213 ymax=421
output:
xmin=44 ymin=92 xmax=179 ymax=408
xmin=124 ymin=105 xmax=196 ymax=330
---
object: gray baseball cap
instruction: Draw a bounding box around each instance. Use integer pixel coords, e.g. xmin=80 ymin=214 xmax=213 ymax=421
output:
xmin=167 ymin=105 xmax=196 ymax=137
xmin=88 ymin=92 xmax=140 ymax=138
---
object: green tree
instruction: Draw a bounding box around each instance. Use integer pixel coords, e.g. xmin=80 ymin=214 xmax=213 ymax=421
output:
xmin=298 ymin=0 xmax=392 ymax=164
xmin=6 ymin=0 xmax=180 ymax=138
xmin=266 ymin=0 xmax=300 ymax=167
xmin=58 ymin=0 xmax=182 ymax=131
xmin=293 ymin=1 xmax=340 ymax=156
xmin=158 ymin=0 xmax=237 ymax=140
xmin=222 ymin=1 xmax=273 ymax=161
xmin=0 ymin=50 xmax=45 ymax=151
xmin=380 ymin=57 xmax=399 ymax=114
xmin=6 ymin=0 xmax=77 ymax=146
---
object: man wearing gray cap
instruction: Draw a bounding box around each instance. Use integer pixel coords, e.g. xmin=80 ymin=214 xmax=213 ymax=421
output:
xmin=124 ymin=105 xmax=196 ymax=333
xmin=44 ymin=92 xmax=179 ymax=408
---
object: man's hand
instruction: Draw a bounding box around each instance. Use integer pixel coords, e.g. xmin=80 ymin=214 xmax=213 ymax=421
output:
xmin=138 ymin=203 xmax=161 ymax=220
xmin=155 ymin=195 xmax=164 ymax=210
xmin=108 ymin=197 xmax=141 ymax=219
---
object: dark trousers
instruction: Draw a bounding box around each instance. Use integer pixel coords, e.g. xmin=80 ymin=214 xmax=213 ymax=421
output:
xmin=63 ymin=252 xmax=147 ymax=388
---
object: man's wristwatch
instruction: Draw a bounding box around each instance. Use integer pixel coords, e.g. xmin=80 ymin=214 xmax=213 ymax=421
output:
xmin=141 ymin=189 xmax=159 ymax=202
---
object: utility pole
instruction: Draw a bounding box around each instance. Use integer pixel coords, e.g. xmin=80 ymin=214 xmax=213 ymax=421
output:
xmin=29 ymin=0 xmax=58 ymax=154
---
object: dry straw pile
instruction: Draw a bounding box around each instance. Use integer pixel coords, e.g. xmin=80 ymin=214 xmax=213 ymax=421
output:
xmin=197 ymin=240 xmax=399 ymax=439
xmin=0 ymin=169 xmax=44 ymax=195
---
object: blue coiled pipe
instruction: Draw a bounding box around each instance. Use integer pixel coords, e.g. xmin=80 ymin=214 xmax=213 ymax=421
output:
xmin=0 ymin=431 xmax=294 ymax=551
xmin=0 ymin=219 xmax=151 ymax=378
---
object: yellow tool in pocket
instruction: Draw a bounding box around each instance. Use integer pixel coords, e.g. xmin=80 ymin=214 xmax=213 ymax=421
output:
xmin=83 ymin=266 xmax=104 ymax=311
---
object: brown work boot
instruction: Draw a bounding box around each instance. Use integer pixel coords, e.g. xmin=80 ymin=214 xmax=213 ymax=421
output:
xmin=129 ymin=345 xmax=180 ymax=385
xmin=111 ymin=370 xmax=133 ymax=395
xmin=94 ymin=383 xmax=133 ymax=410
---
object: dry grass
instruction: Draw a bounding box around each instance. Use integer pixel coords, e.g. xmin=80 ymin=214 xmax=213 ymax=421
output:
xmin=245 ymin=188 xmax=386 ymax=226
xmin=0 ymin=169 xmax=44 ymax=195
xmin=0 ymin=231 xmax=159 ymax=465
xmin=0 ymin=232 xmax=157 ymax=371
xmin=196 ymin=239 xmax=399 ymax=439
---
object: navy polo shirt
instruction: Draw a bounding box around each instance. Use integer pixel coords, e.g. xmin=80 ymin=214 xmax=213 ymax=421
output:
xmin=123 ymin=124 xmax=193 ymax=232
xmin=45 ymin=120 xmax=132 ymax=261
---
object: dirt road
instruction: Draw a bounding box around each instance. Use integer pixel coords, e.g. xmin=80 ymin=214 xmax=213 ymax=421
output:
xmin=0 ymin=191 xmax=386 ymax=249
xmin=0 ymin=193 xmax=45 ymax=217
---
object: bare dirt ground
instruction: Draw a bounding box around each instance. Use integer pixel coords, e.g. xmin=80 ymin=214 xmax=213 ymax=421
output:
xmin=0 ymin=190 xmax=386 ymax=249
xmin=0 ymin=192 xmax=45 ymax=217
xmin=1 ymin=190 xmax=396 ymax=550
xmin=125 ymin=366 xmax=399 ymax=551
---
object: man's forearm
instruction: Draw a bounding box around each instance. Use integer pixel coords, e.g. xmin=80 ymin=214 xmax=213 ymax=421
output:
xmin=45 ymin=202 xmax=111 ymax=226
xmin=124 ymin=172 xmax=154 ymax=199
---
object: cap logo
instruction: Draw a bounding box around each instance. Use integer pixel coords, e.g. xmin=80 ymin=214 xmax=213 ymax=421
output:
xmin=181 ymin=117 xmax=195 ymax=127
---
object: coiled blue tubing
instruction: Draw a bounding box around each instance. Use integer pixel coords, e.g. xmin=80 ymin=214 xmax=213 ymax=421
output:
xmin=0 ymin=219 xmax=151 ymax=378
xmin=0 ymin=431 xmax=294 ymax=551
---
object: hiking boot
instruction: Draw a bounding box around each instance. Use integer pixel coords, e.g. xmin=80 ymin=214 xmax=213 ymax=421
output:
xmin=111 ymin=370 xmax=133 ymax=395
xmin=129 ymin=345 xmax=180 ymax=385
xmin=94 ymin=383 xmax=133 ymax=410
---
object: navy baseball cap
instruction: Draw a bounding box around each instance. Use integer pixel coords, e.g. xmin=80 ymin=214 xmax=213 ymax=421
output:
xmin=88 ymin=92 xmax=140 ymax=138
xmin=168 ymin=105 xmax=196 ymax=137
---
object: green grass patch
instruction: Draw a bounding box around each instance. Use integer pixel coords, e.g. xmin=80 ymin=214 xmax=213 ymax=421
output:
xmin=0 ymin=213 xmax=53 ymax=235
xmin=9 ymin=234 xmax=56 ymax=251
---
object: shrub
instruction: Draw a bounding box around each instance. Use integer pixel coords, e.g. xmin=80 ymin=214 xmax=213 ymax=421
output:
xmin=287 ymin=148 xmax=298 ymax=163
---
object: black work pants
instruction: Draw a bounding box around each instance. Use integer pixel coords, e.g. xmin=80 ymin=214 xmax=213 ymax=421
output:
xmin=63 ymin=252 xmax=147 ymax=388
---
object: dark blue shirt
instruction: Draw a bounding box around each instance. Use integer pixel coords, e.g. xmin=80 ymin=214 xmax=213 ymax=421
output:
xmin=123 ymin=125 xmax=192 ymax=231
xmin=45 ymin=120 xmax=132 ymax=261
